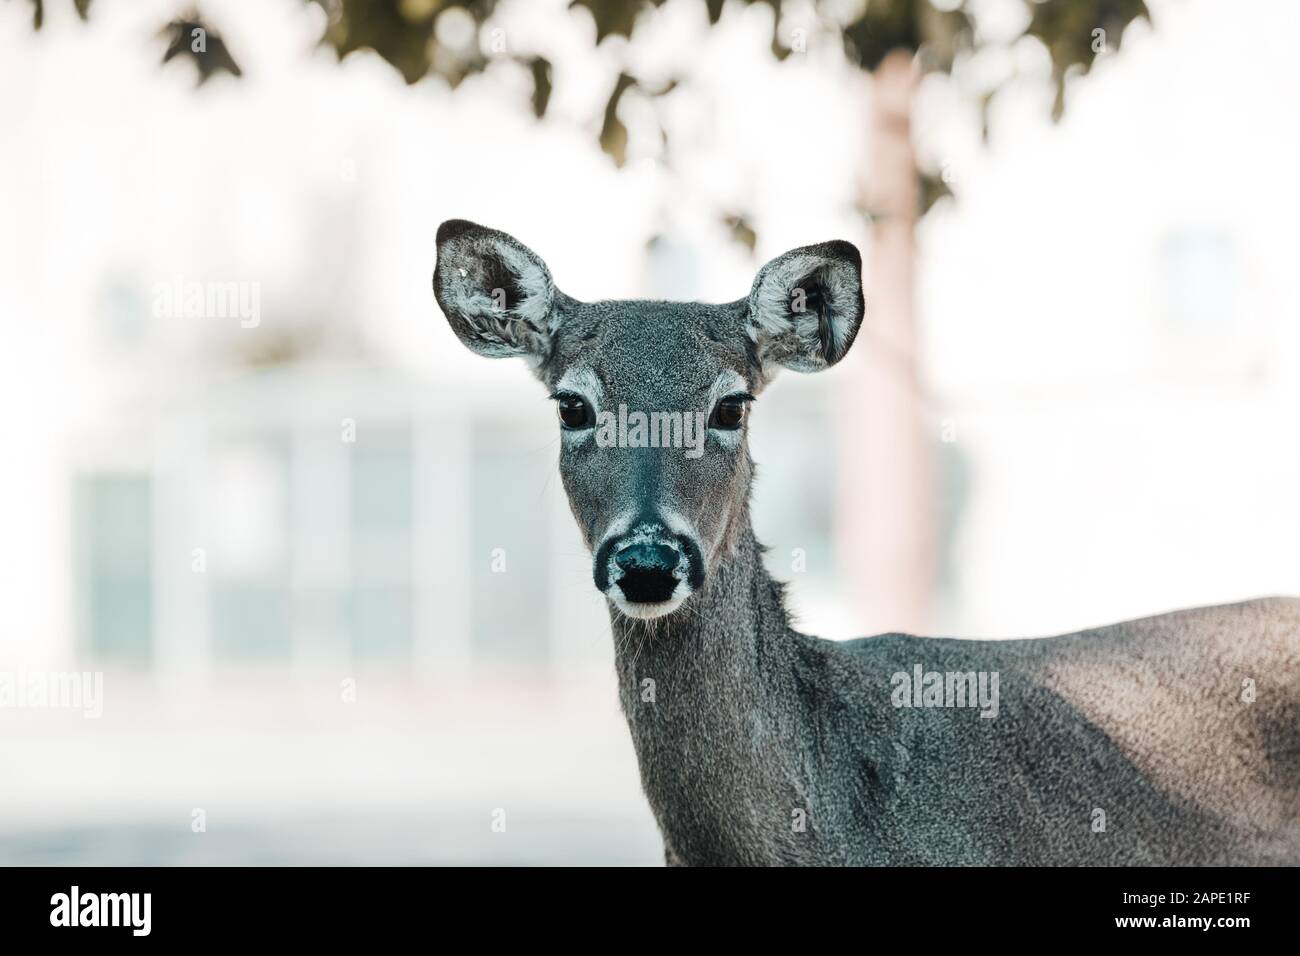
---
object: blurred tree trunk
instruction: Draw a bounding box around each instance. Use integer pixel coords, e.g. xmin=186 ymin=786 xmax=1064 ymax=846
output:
xmin=836 ymin=50 xmax=935 ymax=635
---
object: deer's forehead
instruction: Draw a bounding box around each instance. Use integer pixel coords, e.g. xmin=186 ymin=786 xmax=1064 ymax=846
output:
xmin=549 ymin=300 xmax=752 ymax=399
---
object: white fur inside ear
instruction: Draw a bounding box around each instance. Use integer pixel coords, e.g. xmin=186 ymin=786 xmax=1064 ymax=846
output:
xmin=747 ymin=250 xmax=860 ymax=369
xmin=444 ymin=237 xmax=554 ymax=328
xmin=498 ymin=242 xmax=554 ymax=328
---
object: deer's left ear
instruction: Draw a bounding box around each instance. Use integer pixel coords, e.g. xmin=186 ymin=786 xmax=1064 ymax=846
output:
xmin=434 ymin=219 xmax=558 ymax=361
xmin=745 ymin=240 xmax=864 ymax=373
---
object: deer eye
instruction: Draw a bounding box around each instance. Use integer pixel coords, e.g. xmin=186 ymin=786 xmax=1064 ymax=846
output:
xmin=556 ymin=394 xmax=593 ymax=430
xmin=710 ymin=396 xmax=748 ymax=430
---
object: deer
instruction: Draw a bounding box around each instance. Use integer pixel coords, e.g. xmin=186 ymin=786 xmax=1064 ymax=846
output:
xmin=433 ymin=219 xmax=1300 ymax=866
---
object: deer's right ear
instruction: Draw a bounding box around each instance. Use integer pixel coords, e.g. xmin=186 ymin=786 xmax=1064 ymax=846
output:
xmin=434 ymin=219 xmax=558 ymax=360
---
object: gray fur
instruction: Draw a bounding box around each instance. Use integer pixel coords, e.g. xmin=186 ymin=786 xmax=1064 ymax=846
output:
xmin=434 ymin=220 xmax=1300 ymax=866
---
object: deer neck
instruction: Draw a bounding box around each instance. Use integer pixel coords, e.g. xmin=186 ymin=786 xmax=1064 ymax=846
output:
xmin=608 ymin=519 xmax=812 ymax=861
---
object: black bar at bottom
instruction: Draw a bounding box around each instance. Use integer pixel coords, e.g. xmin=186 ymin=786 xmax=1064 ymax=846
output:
xmin=0 ymin=865 xmax=1293 ymax=943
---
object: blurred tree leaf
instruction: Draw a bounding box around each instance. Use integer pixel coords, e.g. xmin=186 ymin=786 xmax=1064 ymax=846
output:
xmin=918 ymin=169 xmax=953 ymax=216
xmin=1026 ymin=0 xmax=1151 ymax=120
xmin=526 ymin=55 xmax=553 ymax=118
xmin=843 ymin=0 xmax=919 ymax=72
xmin=915 ymin=1 xmax=972 ymax=74
xmin=26 ymin=0 xmax=1155 ymax=243
xmin=843 ymin=0 xmax=973 ymax=74
xmin=160 ymin=17 xmax=243 ymax=83
xmin=600 ymin=72 xmax=636 ymax=166
xmin=317 ymin=0 xmax=434 ymax=84
xmin=27 ymin=0 xmax=92 ymax=29
xmin=643 ymin=77 xmax=678 ymax=97
xmin=723 ymin=213 xmax=757 ymax=254
xmin=311 ymin=0 xmax=497 ymax=87
xmin=29 ymin=0 xmax=1153 ymax=164
xmin=571 ymin=0 xmax=646 ymax=43
xmin=978 ymin=89 xmax=996 ymax=145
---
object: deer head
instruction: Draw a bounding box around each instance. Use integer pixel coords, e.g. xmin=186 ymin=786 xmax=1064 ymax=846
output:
xmin=434 ymin=219 xmax=864 ymax=620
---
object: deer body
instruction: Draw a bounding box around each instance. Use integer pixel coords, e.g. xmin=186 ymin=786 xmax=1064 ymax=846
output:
xmin=613 ymin=523 xmax=1300 ymax=865
xmin=434 ymin=220 xmax=1300 ymax=866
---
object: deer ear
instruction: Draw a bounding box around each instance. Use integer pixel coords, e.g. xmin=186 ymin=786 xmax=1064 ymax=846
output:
xmin=434 ymin=219 xmax=558 ymax=360
xmin=745 ymin=240 xmax=864 ymax=373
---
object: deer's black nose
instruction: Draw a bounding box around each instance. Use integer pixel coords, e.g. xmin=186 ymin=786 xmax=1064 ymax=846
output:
xmin=614 ymin=542 xmax=680 ymax=603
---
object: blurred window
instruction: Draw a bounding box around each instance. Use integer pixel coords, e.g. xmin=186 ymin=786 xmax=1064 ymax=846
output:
xmin=73 ymin=391 xmax=564 ymax=673
xmin=211 ymin=434 xmax=291 ymax=661
xmin=470 ymin=422 xmax=552 ymax=666
xmin=76 ymin=473 xmax=153 ymax=662
xmin=350 ymin=427 xmax=414 ymax=663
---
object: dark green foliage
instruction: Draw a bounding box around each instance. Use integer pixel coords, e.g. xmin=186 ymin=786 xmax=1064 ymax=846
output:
xmin=26 ymin=0 xmax=1152 ymax=132
xmin=788 ymin=0 xmax=974 ymax=73
xmin=1026 ymin=0 xmax=1151 ymax=119
xmin=312 ymin=0 xmax=496 ymax=87
xmin=570 ymin=0 xmax=646 ymax=41
xmin=26 ymin=0 xmax=1153 ymax=231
